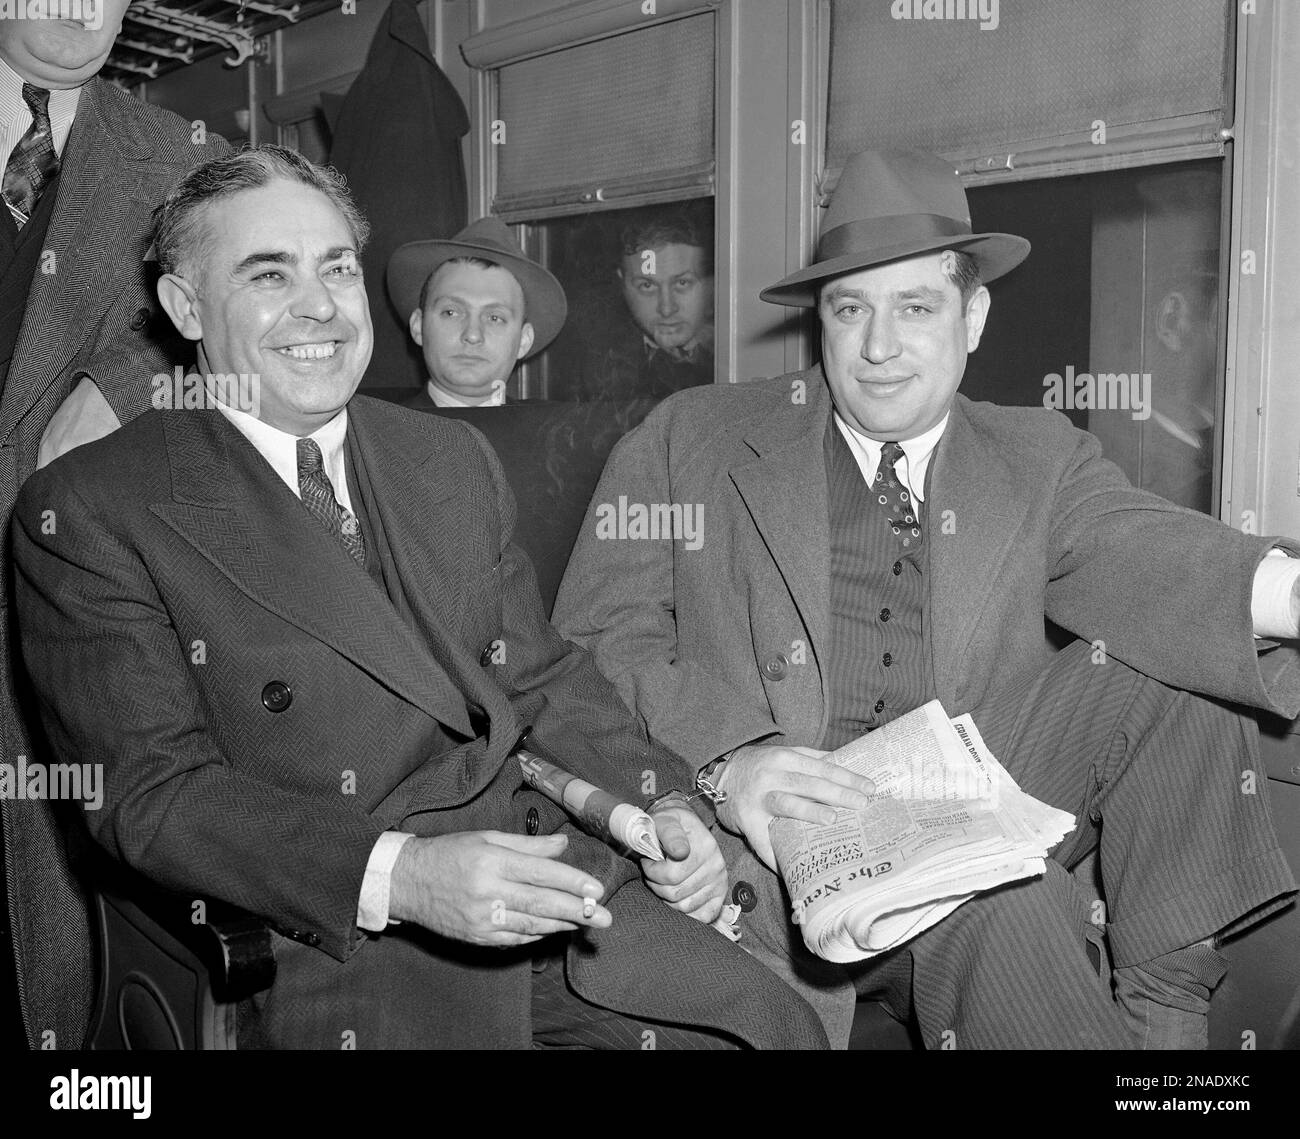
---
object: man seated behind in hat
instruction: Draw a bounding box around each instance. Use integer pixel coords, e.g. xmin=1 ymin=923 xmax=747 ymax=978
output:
xmin=554 ymin=149 xmax=1300 ymax=1049
xmin=388 ymin=218 xmax=565 ymax=410
xmin=11 ymin=145 xmax=829 ymax=1049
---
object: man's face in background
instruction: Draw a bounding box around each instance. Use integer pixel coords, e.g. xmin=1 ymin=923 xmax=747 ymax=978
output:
xmin=618 ymin=242 xmax=713 ymax=354
xmin=409 ymin=260 xmax=534 ymax=403
xmin=0 ymin=0 xmax=131 ymax=88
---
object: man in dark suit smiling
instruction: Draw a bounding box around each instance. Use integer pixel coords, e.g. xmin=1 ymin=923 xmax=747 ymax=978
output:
xmin=11 ymin=146 xmax=826 ymax=1049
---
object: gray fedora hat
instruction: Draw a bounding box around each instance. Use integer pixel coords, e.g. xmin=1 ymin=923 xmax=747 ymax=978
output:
xmin=387 ymin=217 xmax=568 ymax=356
xmin=760 ymin=149 xmax=1031 ymax=307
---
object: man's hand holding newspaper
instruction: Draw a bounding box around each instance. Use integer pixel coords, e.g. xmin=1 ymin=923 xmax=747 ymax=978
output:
xmin=720 ymin=702 xmax=1076 ymax=962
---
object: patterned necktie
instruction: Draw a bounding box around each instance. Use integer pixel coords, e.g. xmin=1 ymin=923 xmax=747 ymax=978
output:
xmin=3 ymin=84 xmax=59 ymax=229
xmin=872 ymin=441 xmax=923 ymax=552
xmin=296 ymin=438 xmax=366 ymax=566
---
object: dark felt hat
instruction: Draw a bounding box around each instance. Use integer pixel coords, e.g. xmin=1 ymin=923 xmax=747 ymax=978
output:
xmin=387 ymin=217 xmax=568 ymax=355
xmin=760 ymin=149 xmax=1031 ymax=307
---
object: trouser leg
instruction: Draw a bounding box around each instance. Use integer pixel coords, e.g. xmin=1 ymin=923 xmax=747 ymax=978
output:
xmin=529 ymin=951 xmax=741 ymax=1050
xmin=969 ymin=639 xmax=1293 ymax=966
xmin=963 ymin=639 xmax=1294 ymax=1047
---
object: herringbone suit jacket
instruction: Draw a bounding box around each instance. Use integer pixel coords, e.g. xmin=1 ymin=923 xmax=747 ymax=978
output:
xmin=0 ymin=77 xmax=228 ymax=1047
xmin=11 ymin=396 xmax=827 ymax=1049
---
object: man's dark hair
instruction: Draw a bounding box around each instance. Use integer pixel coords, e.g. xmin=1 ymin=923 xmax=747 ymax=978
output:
xmin=618 ymin=209 xmax=714 ymax=277
xmin=947 ymin=249 xmax=982 ymax=313
xmin=153 ymin=144 xmax=370 ymax=280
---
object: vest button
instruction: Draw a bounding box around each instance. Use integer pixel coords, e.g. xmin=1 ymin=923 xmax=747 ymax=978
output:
xmin=261 ymin=681 xmax=292 ymax=713
xmin=874 ymin=699 xmax=885 ymax=714
xmin=879 ymin=608 xmax=891 ymax=622
xmin=762 ymin=653 xmax=788 ymax=681
xmin=892 ymin=561 xmax=903 ymax=575
xmin=479 ymin=641 xmax=498 ymax=667
xmin=882 ymin=652 xmax=893 ymax=667
xmin=525 ymin=807 xmax=541 ymax=835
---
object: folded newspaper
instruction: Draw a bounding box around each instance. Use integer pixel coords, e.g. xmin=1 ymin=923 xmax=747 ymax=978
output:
xmin=770 ymin=700 xmax=1076 ymax=963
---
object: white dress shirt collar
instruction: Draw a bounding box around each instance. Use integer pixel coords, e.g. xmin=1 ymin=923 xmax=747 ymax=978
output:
xmin=213 ymin=400 xmax=353 ymax=513
xmin=427 ymin=380 xmax=506 ymax=408
xmin=832 ymin=410 xmax=950 ymax=504
xmin=0 ymin=55 xmax=81 ymax=168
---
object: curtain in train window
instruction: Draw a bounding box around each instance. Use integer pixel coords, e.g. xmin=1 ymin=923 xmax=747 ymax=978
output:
xmin=825 ymin=0 xmax=1233 ymax=177
xmin=492 ymin=14 xmax=715 ymax=219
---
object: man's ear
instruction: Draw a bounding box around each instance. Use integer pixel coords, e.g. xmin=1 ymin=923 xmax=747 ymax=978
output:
xmin=408 ymin=309 xmax=424 ymax=347
xmin=964 ymin=285 xmax=991 ymax=353
xmin=516 ymin=321 xmax=535 ymax=361
xmin=156 ymin=274 xmax=204 ymax=341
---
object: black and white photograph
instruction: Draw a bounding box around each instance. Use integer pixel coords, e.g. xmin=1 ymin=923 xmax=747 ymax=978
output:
xmin=0 ymin=0 xmax=1296 ymax=1120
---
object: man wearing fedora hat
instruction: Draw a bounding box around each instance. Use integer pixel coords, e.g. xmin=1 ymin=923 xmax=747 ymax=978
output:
xmin=388 ymin=217 xmax=566 ymax=410
xmin=555 ymin=149 xmax=1300 ymax=1048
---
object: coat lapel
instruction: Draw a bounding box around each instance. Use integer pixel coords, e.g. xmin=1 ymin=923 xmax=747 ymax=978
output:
xmin=346 ymin=400 xmax=514 ymax=728
xmin=0 ymin=78 xmax=158 ymax=444
xmin=150 ymin=409 xmax=474 ymax=737
xmin=728 ymin=369 xmax=832 ymax=669
xmin=926 ymin=397 xmax=1035 ymax=708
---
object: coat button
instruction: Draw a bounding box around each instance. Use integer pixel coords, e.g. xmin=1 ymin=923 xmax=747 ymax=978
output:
xmin=732 ymin=881 xmax=758 ymax=912
xmin=761 ymin=653 xmax=788 ymax=681
xmin=303 ymin=932 xmax=321 ymax=947
xmin=261 ymin=681 xmax=292 ymax=713
xmin=525 ymin=807 xmax=540 ymax=835
xmin=129 ymin=307 xmax=149 ymax=331
xmin=892 ymin=561 xmax=903 ymax=576
xmin=874 ymin=699 xmax=885 ymax=714
xmin=882 ymin=652 xmax=893 ymax=667
xmin=479 ymin=641 xmax=498 ymax=667
xmin=879 ymin=608 xmax=891 ymax=622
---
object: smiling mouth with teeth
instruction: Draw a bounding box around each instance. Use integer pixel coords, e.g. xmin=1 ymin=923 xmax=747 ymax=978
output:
xmin=279 ymin=342 xmax=338 ymax=360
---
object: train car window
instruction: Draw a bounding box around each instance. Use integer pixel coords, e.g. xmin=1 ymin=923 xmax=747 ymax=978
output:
xmin=820 ymin=0 xmax=1233 ymax=515
xmin=466 ymin=8 xmax=720 ymax=401
xmin=533 ymin=200 xmax=716 ymax=402
xmin=961 ymin=160 xmax=1222 ymax=515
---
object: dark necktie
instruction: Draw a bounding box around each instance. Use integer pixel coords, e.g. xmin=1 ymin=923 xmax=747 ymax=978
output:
xmin=872 ymin=441 xmax=923 ymax=552
xmin=3 ymin=84 xmax=59 ymax=229
xmin=296 ymin=437 xmax=366 ymax=566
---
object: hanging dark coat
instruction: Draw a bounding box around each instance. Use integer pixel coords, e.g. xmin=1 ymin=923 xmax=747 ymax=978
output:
xmin=329 ymin=0 xmax=470 ymax=392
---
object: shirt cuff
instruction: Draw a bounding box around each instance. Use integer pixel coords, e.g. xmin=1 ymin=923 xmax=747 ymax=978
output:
xmin=357 ymin=831 xmax=414 ymax=932
xmin=1251 ymin=548 xmax=1300 ymax=639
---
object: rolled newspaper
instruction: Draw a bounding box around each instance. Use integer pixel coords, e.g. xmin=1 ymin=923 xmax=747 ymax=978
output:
xmin=517 ymin=749 xmax=664 ymax=861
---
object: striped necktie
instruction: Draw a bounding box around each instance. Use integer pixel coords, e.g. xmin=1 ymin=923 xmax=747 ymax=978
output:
xmin=296 ymin=437 xmax=366 ymax=566
xmin=3 ymin=84 xmax=59 ymax=229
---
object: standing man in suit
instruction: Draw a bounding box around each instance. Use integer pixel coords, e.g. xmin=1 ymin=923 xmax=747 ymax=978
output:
xmin=387 ymin=217 xmax=564 ymax=410
xmin=11 ymin=146 xmax=828 ymax=1049
xmin=0 ymin=3 xmax=226 ymax=1048
xmin=554 ymin=149 xmax=1300 ymax=1049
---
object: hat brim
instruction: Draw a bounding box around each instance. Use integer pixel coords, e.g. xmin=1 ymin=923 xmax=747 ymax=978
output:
xmin=386 ymin=239 xmax=568 ymax=356
xmin=759 ymin=232 xmax=1031 ymax=308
